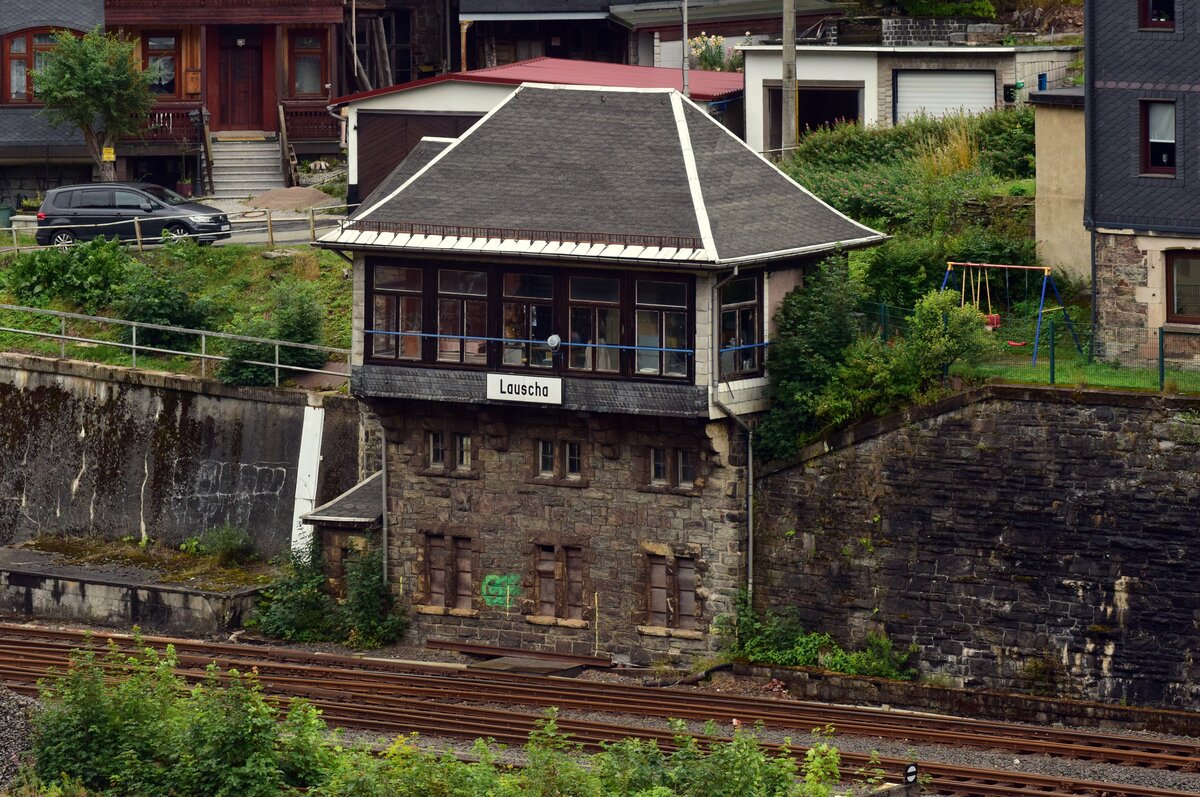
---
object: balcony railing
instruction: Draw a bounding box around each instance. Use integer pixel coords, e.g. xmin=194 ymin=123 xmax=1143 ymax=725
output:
xmin=124 ymin=105 xmax=203 ymax=144
xmin=283 ymin=102 xmax=340 ymax=141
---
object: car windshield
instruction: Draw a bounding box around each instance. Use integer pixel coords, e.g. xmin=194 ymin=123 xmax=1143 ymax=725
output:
xmin=140 ymin=185 xmax=190 ymax=206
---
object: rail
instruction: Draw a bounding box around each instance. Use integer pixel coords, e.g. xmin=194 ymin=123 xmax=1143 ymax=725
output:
xmin=127 ymin=104 xmax=203 ymax=143
xmin=277 ymin=103 xmax=298 ymax=188
xmin=282 ymin=101 xmax=341 ymax=141
xmin=201 ymin=107 xmax=214 ymax=196
xmin=0 ymin=303 xmax=350 ymax=388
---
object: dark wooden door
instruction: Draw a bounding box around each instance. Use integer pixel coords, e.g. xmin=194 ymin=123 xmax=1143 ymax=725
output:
xmin=218 ymin=30 xmax=262 ymax=130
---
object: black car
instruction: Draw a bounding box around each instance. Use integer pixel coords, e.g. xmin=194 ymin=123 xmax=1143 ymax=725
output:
xmin=35 ymin=182 xmax=232 ymax=247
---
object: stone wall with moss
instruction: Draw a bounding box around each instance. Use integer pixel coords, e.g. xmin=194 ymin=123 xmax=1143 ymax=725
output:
xmin=756 ymin=385 xmax=1200 ymax=709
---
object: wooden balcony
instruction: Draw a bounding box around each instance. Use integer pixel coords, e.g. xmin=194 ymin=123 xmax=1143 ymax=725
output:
xmin=106 ymin=0 xmax=341 ymax=25
xmin=121 ymin=105 xmax=203 ymax=144
xmin=283 ymin=102 xmax=340 ymax=142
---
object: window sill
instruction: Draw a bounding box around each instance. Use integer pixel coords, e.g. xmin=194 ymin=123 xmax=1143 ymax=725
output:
xmin=638 ymin=483 xmax=702 ymax=498
xmin=527 ymin=476 xmax=591 ymax=489
xmin=637 ymin=625 xmax=704 ymax=640
xmin=414 ymin=604 xmax=479 ymax=618
xmin=525 ymin=614 xmax=588 ymax=629
xmin=418 ymin=467 xmax=480 ymax=480
xmin=1138 ymin=172 xmax=1176 ymax=179
xmin=1163 ymin=322 xmax=1200 ymax=332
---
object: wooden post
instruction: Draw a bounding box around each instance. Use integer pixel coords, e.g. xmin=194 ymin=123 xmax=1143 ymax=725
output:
xmin=459 ymin=21 xmax=472 ymax=72
xmin=309 ymin=208 xmax=316 ymax=242
xmin=134 ymin=218 xmax=144 ymax=254
xmin=266 ymin=209 xmax=275 ymax=248
xmin=10 ymin=227 xmax=17 ymax=255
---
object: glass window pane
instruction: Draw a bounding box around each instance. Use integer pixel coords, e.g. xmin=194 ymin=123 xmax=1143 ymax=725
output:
xmin=80 ymin=189 xmax=111 ymax=208
xmin=9 ymin=59 xmax=26 ymax=100
xmin=651 ymin=448 xmax=667 ymax=483
xmin=664 ymin=311 xmax=687 ymax=376
xmin=539 ymin=440 xmax=555 ymax=475
xmin=33 ymin=49 xmax=48 ymax=73
xmin=464 ymin=300 xmax=487 ymax=364
xmin=678 ymin=451 xmax=696 ymax=485
xmin=503 ymin=303 xmax=528 ymax=366
xmin=504 ymin=273 xmax=553 ymax=299
xmin=596 ymin=308 xmax=619 ymax=372
xmin=297 ymin=35 xmax=322 ymax=50
xmin=147 ymin=36 xmax=176 ymax=50
xmin=372 ymin=295 xmax=396 ymax=358
xmin=429 ymin=432 xmax=445 ymax=467
xmin=570 ymin=276 xmax=619 ymax=303
xmin=399 ymin=296 xmax=422 ymax=360
xmin=115 ymin=190 xmax=144 ymax=209
xmin=9 ymin=38 xmax=26 ymax=55
xmin=1173 ymin=256 xmax=1200 ymax=316
xmin=637 ymin=280 xmax=687 ymax=308
xmin=294 ymin=54 xmax=321 ymax=95
xmin=1149 ymin=103 xmax=1175 ymax=142
xmin=33 ymin=34 xmax=55 ymax=46
xmin=439 ymin=269 xmax=487 ymax=295
xmin=722 ymin=277 xmax=756 ymax=306
xmin=739 ymin=307 xmax=758 ymax=371
xmin=566 ymin=442 xmax=581 ymax=476
xmin=437 ymin=299 xmax=461 ymax=361
xmin=529 ymin=304 xmax=553 ymax=368
xmin=148 ymin=55 xmax=176 ymax=94
xmin=636 ymin=310 xmax=661 ymax=374
xmin=569 ymin=306 xmax=593 ymax=370
xmin=1150 ymin=0 xmax=1174 ymax=21
xmin=375 ymin=266 xmax=422 ymax=292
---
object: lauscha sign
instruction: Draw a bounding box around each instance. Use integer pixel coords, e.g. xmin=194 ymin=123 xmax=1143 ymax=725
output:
xmin=486 ymin=373 xmax=562 ymax=405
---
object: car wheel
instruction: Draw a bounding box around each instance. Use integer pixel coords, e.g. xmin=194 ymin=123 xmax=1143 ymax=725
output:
xmin=50 ymin=230 xmax=76 ymax=249
xmin=164 ymin=224 xmax=190 ymax=243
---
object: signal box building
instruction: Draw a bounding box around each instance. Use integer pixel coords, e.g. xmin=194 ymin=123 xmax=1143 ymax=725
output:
xmin=318 ymin=84 xmax=883 ymax=663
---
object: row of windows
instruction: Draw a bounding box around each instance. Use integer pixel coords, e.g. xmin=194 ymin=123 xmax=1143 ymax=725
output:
xmin=425 ymin=535 xmax=700 ymax=630
xmin=368 ymin=263 xmax=763 ymax=381
xmin=2 ymin=28 xmax=326 ymax=104
xmin=424 ymin=431 xmax=702 ymax=491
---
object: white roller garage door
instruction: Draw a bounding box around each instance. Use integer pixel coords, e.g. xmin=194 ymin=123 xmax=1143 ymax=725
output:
xmin=894 ymin=70 xmax=997 ymax=122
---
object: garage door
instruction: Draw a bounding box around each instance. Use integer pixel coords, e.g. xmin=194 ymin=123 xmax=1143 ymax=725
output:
xmin=894 ymin=70 xmax=996 ymax=123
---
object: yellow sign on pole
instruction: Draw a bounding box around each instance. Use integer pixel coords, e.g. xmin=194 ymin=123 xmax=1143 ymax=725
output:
xmin=102 ymin=147 xmax=116 ymax=162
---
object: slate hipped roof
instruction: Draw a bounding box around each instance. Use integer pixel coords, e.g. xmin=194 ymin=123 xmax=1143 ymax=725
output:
xmin=322 ymin=85 xmax=884 ymax=266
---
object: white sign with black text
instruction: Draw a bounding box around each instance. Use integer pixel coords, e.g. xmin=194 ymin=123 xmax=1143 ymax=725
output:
xmin=486 ymin=373 xmax=563 ymax=405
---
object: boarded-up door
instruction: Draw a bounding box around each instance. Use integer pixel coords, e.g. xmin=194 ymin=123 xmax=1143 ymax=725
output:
xmin=356 ymin=112 xmax=482 ymax=197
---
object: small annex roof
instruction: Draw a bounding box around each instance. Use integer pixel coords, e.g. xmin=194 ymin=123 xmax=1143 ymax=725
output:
xmin=333 ymin=57 xmax=743 ymax=106
xmin=610 ymin=0 xmax=841 ymax=29
xmin=320 ymin=84 xmax=884 ymax=267
xmin=301 ymin=471 xmax=383 ymax=527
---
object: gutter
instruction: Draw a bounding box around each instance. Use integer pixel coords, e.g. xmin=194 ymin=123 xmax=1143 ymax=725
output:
xmin=710 ymin=267 xmax=756 ymax=602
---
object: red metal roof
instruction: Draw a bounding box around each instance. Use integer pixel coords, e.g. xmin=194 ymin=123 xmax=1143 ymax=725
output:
xmin=334 ymin=57 xmax=745 ymax=106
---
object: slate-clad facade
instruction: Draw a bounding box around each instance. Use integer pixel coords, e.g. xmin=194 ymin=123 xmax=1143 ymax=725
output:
xmin=320 ymin=85 xmax=883 ymax=663
xmin=1085 ymin=0 xmax=1200 ymax=339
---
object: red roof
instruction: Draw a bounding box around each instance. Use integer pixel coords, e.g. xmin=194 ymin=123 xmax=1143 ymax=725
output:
xmin=334 ymin=57 xmax=744 ymax=106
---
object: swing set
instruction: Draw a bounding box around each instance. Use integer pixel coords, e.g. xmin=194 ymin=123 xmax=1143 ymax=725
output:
xmin=940 ymin=262 xmax=1083 ymax=365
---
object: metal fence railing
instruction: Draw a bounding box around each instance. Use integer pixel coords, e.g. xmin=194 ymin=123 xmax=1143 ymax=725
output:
xmin=0 ymin=303 xmax=350 ymax=387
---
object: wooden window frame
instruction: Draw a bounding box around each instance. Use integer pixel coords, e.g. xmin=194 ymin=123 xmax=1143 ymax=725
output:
xmin=424 ymin=533 xmax=473 ymax=610
xmin=142 ymin=30 xmax=182 ymax=99
xmin=718 ymin=274 xmax=765 ymax=380
xmin=1141 ymin=100 xmax=1177 ymax=176
xmin=1166 ymin=251 xmax=1200 ymax=324
xmin=422 ymin=428 xmax=478 ymax=478
xmin=288 ymin=29 xmax=327 ymax=99
xmin=3 ymin=29 xmax=63 ymax=105
xmin=1139 ymin=0 xmax=1175 ymax=29
xmin=364 ymin=259 xmax=694 ymax=383
xmin=645 ymin=552 xmax=699 ymax=630
xmin=642 ymin=446 xmax=703 ymax=495
xmin=528 ymin=437 xmax=590 ymax=487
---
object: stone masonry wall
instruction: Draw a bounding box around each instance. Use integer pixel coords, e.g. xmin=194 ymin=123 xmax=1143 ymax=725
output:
xmin=756 ymin=386 xmax=1200 ymax=709
xmin=374 ymin=399 xmax=748 ymax=665
xmin=1094 ymin=231 xmax=1149 ymax=332
xmin=880 ymin=18 xmax=969 ymax=46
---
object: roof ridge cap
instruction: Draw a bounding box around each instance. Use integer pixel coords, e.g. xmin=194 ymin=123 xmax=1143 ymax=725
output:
xmin=670 ymin=92 xmax=718 ymax=261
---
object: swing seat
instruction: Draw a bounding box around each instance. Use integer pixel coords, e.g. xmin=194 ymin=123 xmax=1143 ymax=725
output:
xmin=984 ymin=313 xmax=1001 ymax=330
xmin=1006 ymin=340 xmax=1028 ymax=347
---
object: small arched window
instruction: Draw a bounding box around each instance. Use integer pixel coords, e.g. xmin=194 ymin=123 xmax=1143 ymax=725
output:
xmin=3 ymin=29 xmax=67 ymax=104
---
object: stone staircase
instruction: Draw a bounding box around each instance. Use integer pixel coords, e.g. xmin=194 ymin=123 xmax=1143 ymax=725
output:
xmin=207 ymin=135 xmax=286 ymax=198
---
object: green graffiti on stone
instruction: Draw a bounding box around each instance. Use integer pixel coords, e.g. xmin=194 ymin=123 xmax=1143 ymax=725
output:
xmin=482 ymin=573 xmax=521 ymax=607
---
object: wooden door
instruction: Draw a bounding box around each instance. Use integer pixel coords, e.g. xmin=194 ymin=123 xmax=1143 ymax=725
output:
xmin=218 ymin=29 xmax=263 ymax=130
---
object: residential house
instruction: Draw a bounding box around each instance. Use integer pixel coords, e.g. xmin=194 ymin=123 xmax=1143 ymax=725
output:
xmin=1084 ymin=0 xmax=1200 ymax=354
xmin=742 ymin=43 xmax=1080 ymax=155
xmin=332 ymin=57 xmax=745 ymax=203
xmin=1029 ymin=87 xmax=1087 ymax=281
xmin=315 ymin=84 xmax=884 ymax=662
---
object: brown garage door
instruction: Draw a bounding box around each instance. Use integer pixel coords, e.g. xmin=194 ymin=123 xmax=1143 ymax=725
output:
xmin=357 ymin=112 xmax=482 ymax=198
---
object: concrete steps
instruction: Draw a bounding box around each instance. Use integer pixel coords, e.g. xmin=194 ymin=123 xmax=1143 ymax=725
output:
xmin=208 ymin=137 xmax=285 ymax=198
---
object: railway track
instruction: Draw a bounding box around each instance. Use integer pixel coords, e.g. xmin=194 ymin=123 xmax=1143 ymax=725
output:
xmin=0 ymin=624 xmax=1196 ymax=797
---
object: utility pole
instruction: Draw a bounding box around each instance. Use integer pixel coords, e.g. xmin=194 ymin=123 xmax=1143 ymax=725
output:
xmin=681 ymin=0 xmax=689 ymax=98
xmin=781 ymin=0 xmax=797 ymax=157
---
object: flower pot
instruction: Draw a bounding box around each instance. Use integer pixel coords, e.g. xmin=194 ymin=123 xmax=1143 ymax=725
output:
xmin=175 ymin=181 xmax=193 ymax=198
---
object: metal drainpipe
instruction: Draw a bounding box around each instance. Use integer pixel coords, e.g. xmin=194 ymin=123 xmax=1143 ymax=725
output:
xmin=710 ymin=268 xmax=755 ymax=601
xmin=380 ymin=431 xmax=388 ymax=586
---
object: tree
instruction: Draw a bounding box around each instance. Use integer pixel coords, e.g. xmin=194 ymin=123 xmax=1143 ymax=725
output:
xmin=34 ymin=27 xmax=155 ymax=182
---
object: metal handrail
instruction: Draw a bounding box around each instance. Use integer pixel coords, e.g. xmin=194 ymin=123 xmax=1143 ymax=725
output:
xmin=0 ymin=303 xmax=350 ymax=388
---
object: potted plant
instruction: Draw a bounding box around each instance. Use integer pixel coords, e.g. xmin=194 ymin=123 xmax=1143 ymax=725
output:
xmin=175 ymin=175 xmax=193 ymax=198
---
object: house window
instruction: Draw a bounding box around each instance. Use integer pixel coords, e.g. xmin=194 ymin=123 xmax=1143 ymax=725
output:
xmin=371 ymin=266 xmax=423 ymax=360
xmin=503 ymin=273 xmax=554 ymax=368
xmin=143 ymin=32 xmax=179 ymax=97
xmin=647 ymin=554 xmax=698 ymax=630
xmin=568 ymin=276 xmax=621 ymax=373
xmin=437 ymin=269 xmax=487 ymax=364
xmin=1142 ymin=101 xmax=1176 ymax=175
xmin=428 ymin=431 xmax=471 ymax=471
xmin=635 ymin=280 xmax=688 ymax=377
xmin=535 ymin=545 xmax=584 ymax=620
xmin=1167 ymin=252 xmax=1200 ymax=323
xmin=290 ymin=30 xmax=326 ymax=97
xmin=1140 ymin=0 xmax=1175 ymax=28
xmin=4 ymin=30 xmax=58 ymax=103
xmin=647 ymin=447 xmax=699 ymax=491
xmin=532 ymin=440 xmax=585 ymax=482
xmin=426 ymin=534 xmax=472 ymax=609
xmin=719 ymin=277 xmax=761 ymax=378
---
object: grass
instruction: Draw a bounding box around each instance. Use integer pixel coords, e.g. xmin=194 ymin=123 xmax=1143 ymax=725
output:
xmin=23 ymin=534 xmax=276 ymax=592
xmin=956 ymin=351 xmax=1200 ymax=394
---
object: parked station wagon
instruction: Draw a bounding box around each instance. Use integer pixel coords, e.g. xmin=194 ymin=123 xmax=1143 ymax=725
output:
xmin=35 ymin=183 xmax=232 ymax=247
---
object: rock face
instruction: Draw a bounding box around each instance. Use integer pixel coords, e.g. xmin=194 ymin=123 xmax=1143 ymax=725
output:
xmin=756 ymin=386 xmax=1200 ymax=709
xmin=0 ymin=686 xmax=36 ymax=788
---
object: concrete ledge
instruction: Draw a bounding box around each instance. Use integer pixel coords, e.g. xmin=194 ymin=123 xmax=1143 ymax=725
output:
xmin=733 ymin=661 xmax=1200 ymax=737
xmin=0 ymin=567 xmax=260 ymax=634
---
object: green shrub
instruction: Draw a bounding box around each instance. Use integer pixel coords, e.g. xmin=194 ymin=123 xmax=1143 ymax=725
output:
xmin=251 ymin=543 xmax=339 ymax=643
xmin=863 ymin=235 xmax=947 ymax=309
xmin=974 ymin=105 xmax=1035 ymax=178
xmin=197 ymin=525 xmax=256 ymax=567
xmin=216 ymin=316 xmax=277 ymax=386
xmin=4 ymin=237 xmax=133 ymax=312
xmin=272 ymin=280 xmax=328 ymax=371
xmin=338 ymin=548 xmax=407 ymax=650
xmin=899 ymin=0 xmax=996 ymax=17
xmin=111 ymin=262 xmax=209 ymax=350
